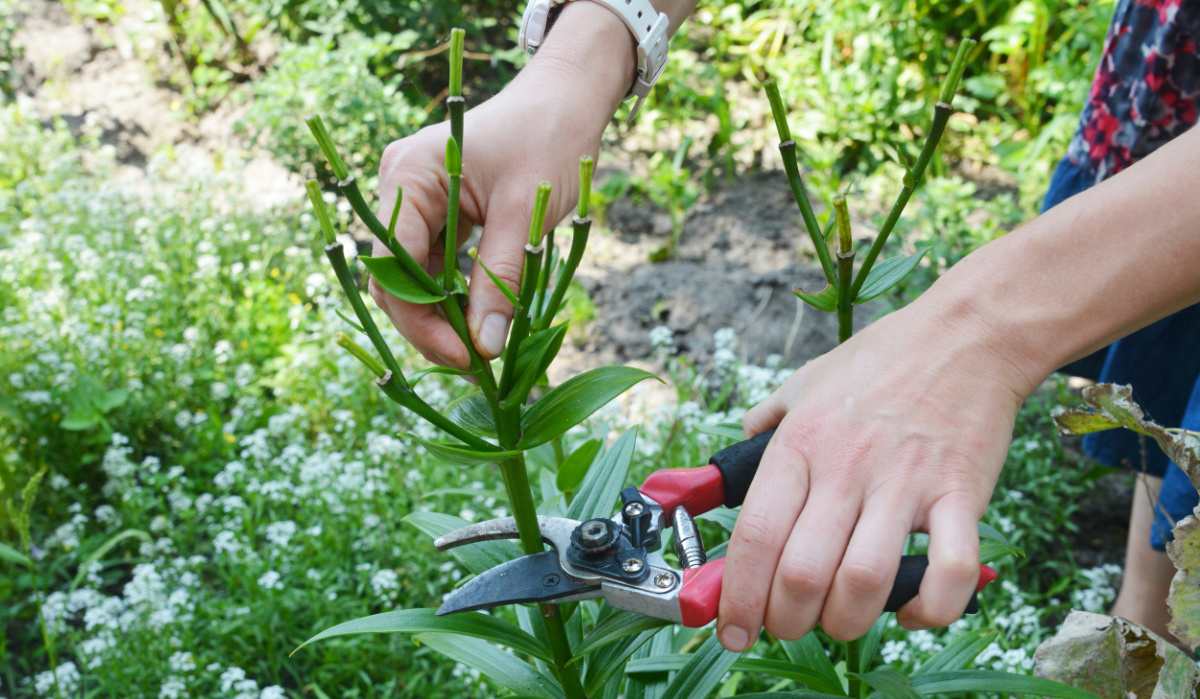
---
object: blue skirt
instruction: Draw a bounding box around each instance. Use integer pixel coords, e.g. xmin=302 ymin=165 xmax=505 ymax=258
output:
xmin=1043 ymin=158 xmax=1200 ymax=550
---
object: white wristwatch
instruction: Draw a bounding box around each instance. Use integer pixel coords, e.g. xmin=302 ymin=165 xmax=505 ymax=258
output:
xmin=519 ymin=0 xmax=670 ymax=121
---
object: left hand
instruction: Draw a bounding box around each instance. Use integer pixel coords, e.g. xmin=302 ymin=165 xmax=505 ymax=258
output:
xmin=716 ymin=297 xmax=1035 ymax=649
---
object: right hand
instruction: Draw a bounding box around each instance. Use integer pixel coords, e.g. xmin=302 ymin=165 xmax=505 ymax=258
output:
xmin=372 ymin=4 xmax=635 ymax=368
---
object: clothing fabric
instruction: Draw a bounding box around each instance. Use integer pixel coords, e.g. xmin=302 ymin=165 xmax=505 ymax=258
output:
xmin=1042 ymin=0 xmax=1200 ymax=551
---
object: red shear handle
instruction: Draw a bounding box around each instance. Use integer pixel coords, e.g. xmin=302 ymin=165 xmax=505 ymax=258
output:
xmin=677 ymin=556 xmax=998 ymax=628
xmin=640 ymin=429 xmax=778 ymax=517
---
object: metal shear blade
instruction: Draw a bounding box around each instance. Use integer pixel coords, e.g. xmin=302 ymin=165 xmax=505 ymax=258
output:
xmin=435 ymin=550 xmax=600 ymax=615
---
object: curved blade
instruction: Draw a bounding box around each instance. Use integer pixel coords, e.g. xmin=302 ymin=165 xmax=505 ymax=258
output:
xmin=437 ymin=550 xmax=599 ymax=615
xmin=434 ymin=516 xmax=580 ymax=553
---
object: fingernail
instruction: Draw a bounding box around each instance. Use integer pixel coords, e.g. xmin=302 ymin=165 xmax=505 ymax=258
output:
xmin=718 ymin=625 xmax=750 ymax=651
xmin=479 ymin=313 xmax=509 ymax=357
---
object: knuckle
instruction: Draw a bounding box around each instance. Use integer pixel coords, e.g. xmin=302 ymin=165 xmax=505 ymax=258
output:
xmin=920 ymin=604 xmax=964 ymax=628
xmin=821 ymin=614 xmax=867 ymax=642
xmin=368 ymin=278 xmax=389 ymax=306
xmin=763 ymin=613 xmax=808 ymax=641
xmin=483 ymin=256 xmax=523 ymax=291
xmin=838 ymin=560 xmax=890 ymax=597
xmin=731 ymin=513 xmax=774 ymax=550
xmin=776 ymin=558 xmax=826 ymax=598
xmin=941 ymin=554 xmax=980 ymax=585
xmin=379 ymin=140 xmax=410 ymax=180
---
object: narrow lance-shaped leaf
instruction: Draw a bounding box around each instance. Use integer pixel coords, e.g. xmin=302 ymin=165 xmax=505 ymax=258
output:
xmin=415 ymin=633 xmax=564 ymax=699
xmin=519 ymin=367 xmax=659 ymax=448
xmin=660 ymin=634 xmax=740 ymax=699
xmin=361 ymin=256 xmax=448 ymax=305
xmin=573 ymin=609 xmax=671 ymax=657
xmin=566 ymin=430 xmax=638 ymax=521
xmin=856 ymin=668 xmax=919 ymax=699
xmin=0 ymin=541 xmax=32 ymax=568
xmin=913 ymin=669 xmax=1099 ymax=698
xmin=448 ymin=392 xmax=497 ymax=436
xmin=794 ymin=284 xmax=838 ymax=313
xmin=292 ymin=608 xmax=553 ymax=661
xmin=853 ymin=248 xmax=928 ymax=304
xmin=556 ymin=438 xmax=601 ymax=495
xmin=403 ymin=511 xmax=520 ymax=574
xmin=416 ymin=437 xmax=522 ymax=466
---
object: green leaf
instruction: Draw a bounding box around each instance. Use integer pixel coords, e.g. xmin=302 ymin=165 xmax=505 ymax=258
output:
xmin=780 ymin=632 xmax=844 ymax=695
xmin=512 ymin=325 xmax=568 ymax=395
xmin=361 ymin=256 xmax=447 ymax=304
xmin=94 ymin=388 xmax=128 ymax=413
xmin=335 ymin=306 xmax=366 ymax=333
xmin=728 ymin=659 xmax=850 ymax=695
xmin=293 ymin=608 xmax=551 ymax=660
xmin=794 ymin=284 xmax=838 ymax=312
xmin=71 ymin=529 xmax=150 ymax=590
xmin=854 ymin=248 xmax=928 ymax=304
xmin=660 ymin=635 xmax=739 ymax=699
xmin=574 ymin=610 xmax=670 ymax=657
xmin=519 ymin=367 xmax=658 ymax=448
xmin=448 ymin=393 xmax=497 ymax=436
xmin=585 ymin=628 xmax=661 ymax=696
xmin=916 ymin=629 xmax=997 ymax=674
xmin=978 ymin=521 xmax=1024 ymax=562
xmin=408 ymin=365 xmax=472 ymax=386
xmin=857 ymin=615 xmax=887 ymax=670
xmin=415 ymin=633 xmax=563 ymax=699
xmin=403 ymin=511 xmax=520 ymax=574
xmin=416 ymin=437 xmax=520 ymax=465
xmin=0 ymin=541 xmax=32 ymax=568
xmin=910 ymin=671 xmax=1098 ymax=698
xmin=695 ymin=422 xmax=746 ymax=441
xmin=697 ymin=507 xmax=739 ymax=533
xmin=60 ymin=401 xmax=102 ymax=431
xmin=856 ymin=668 xmax=918 ymax=699
xmin=556 ymin=439 xmax=601 ymax=494
xmin=566 ymin=431 xmax=637 ymax=521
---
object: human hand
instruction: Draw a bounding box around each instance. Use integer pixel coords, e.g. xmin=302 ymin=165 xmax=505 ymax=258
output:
xmin=372 ymin=4 xmax=635 ymax=367
xmin=716 ymin=297 xmax=1037 ymax=649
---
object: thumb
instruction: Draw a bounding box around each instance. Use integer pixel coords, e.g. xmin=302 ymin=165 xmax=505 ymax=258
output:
xmin=467 ymin=199 xmax=530 ymax=359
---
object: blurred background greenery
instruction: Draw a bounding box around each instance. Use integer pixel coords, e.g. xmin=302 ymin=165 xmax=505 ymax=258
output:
xmin=2 ymin=0 xmax=1122 ymax=696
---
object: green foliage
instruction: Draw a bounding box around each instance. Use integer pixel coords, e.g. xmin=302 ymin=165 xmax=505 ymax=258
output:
xmin=238 ymin=33 xmax=424 ymax=190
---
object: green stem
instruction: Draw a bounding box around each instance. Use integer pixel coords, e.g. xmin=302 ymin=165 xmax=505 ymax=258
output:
xmin=535 ymin=227 xmax=556 ymax=318
xmin=498 ymin=243 xmax=544 ymax=396
xmin=780 ymin=142 xmax=837 ymax=284
xmin=337 ymin=176 xmax=442 ymax=295
xmin=444 ymin=138 xmax=462 ymax=288
xmin=834 ymin=197 xmax=854 ymax=343
xmin=325 ymin=243 xmax=407 ymax=385
xmin=848 ymin=103 xmax=950 ymax=300
xmin=376 ymin=373 xmax=496 ymax=451
xmin=851 ymin=39 xmax=974 ymax=300
xmin=535 ymin=216 xmax=590 ymax=331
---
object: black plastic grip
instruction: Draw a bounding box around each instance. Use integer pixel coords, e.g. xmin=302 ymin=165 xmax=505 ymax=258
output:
xmin=885 ymin=555 xmax=980 ymax=614
xmin=709 ymin=428 xmax=776 ymax=508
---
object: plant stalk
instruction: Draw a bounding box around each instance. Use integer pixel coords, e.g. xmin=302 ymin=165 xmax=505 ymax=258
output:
xmin=325 ymin=243 xmax=406 ymax=384
xmin=780 ymin=142 xmax=837 ymax=284
xmin=834 ymin=197 xmax=854 ymax=343
xmin=377 ymin=373 xmax=496 ymax=451
xmin=444 ymin=138 xmax=462 ymax=288
xmin=535 ymin=216 xmax=590 ymax=331
xmin=850 ymin=39 xmax=974 ymax=299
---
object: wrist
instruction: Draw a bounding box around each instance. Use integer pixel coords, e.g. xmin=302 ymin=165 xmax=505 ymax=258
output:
xmin=907 ymin=243 xmax=1054 ymax=400
xmin=519 ymin=3 xmax=637 ymax=130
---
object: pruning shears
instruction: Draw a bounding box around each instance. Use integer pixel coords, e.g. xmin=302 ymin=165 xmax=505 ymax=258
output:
xmin=435 ymin=430 xmax=998 ymax=627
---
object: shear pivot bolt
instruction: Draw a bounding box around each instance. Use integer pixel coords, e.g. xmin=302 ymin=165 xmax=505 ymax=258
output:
xmin=623 ymin=502 xmax=644 ymax=518
xmin=542 ymin=573 xmax=561 ymax=587
xmin=654 ymin=572 xmax=674 ymax=589
xmin=622 ymin=558 xmax=644 ymax=574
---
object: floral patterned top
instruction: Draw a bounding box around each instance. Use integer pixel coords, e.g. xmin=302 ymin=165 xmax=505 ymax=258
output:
xmin=1066 ymin=0 xmax=1200 ymax=181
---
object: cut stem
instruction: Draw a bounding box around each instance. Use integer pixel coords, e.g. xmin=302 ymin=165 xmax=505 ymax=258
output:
xmin=498 ymin=183 xmax=551 ymax=396
xmin=833 ymin=197 xmax=854 ymax=343
xmin=336 ymin=332 xmax=386 ymax=377
xmin=850 ymin=39 xmax=974 ymax=300
xmin=325 ymin=243 xmax=406 ymax=385
xmin=376 ymin=372 xmax=496 ymax=451
xmin=444 ymin=137 xmax=462 ymax=288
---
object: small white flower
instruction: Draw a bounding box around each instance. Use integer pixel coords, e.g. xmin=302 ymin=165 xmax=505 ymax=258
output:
xmin=258 ymin=570 xmax=283 ymax=591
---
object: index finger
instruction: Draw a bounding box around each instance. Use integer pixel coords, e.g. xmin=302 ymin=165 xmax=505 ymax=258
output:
xmin=717 ymin=423 xmax=812 ymax=651
xmin=372 ymin=151 xmax=470 ymax=368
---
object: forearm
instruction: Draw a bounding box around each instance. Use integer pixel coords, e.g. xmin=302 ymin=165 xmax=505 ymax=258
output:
xmin=923 ymin=125 xmax=1200 ymax=392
